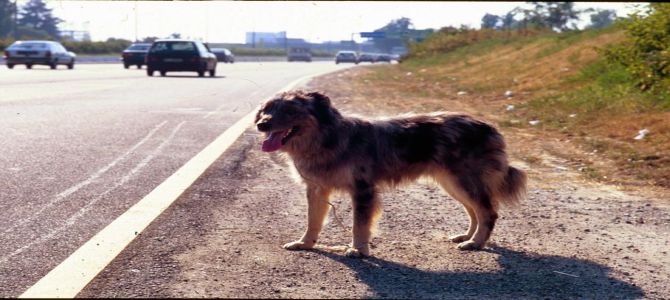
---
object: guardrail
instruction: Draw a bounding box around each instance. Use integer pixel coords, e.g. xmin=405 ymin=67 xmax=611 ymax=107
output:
xmin=1 ymin=56 xmax=335 ymax=64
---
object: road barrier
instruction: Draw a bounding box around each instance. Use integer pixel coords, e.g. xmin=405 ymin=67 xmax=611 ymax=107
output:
xmin=1 ymin=56 xmax=334 ymax=64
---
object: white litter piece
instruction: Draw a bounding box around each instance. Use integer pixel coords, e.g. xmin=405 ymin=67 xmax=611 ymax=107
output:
xmin=569 ymin=114 xmax=577 ymax=118
xmin=634 ymin=128 xmax=649 ymax=140
xmin=529 ymin=120 xmax=540 ymax=126
xmin=457 ymin=91 xmax=468 ymax=96
xmin=405 ymin=72 xmax=413 ymax=76
xmin=506 ymin=105 xmax=515 ymax=111
xmin=504 ymin=90 xmax=514 ymax=98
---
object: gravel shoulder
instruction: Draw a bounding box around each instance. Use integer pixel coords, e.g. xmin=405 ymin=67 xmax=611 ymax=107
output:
xmin=79 ymin=67 xmax=670 ymax=299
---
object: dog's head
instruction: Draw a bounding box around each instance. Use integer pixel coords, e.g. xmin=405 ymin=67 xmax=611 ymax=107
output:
xmin=255 ymin=90 xmax=339 ymax=152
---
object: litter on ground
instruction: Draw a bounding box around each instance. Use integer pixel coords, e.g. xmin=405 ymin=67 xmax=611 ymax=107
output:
xmin=634 ymin=128 xmax=649 ymax=140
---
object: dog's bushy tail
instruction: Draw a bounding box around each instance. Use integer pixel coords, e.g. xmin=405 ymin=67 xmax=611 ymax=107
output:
xmin=497 ymin=166 xmax=527 ymax=206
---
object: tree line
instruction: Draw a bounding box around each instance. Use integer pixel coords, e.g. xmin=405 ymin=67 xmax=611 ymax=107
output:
xmin=0 ymin=0 xmax=61 ymax=40
xmin=480 ymin=2 xmax=617 ymax=32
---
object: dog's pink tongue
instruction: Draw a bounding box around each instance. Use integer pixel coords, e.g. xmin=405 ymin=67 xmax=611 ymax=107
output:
xmin=261 ymin=130 xmax=286 ymax=152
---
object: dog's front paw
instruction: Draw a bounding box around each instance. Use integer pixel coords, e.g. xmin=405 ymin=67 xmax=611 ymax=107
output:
xmin=283 ymin=241 xmax=315 ymax=251
xmin=456 ymin=240 xmax=482 ymax=251
xmin=449 ymin=234 xmax=472 ymax=243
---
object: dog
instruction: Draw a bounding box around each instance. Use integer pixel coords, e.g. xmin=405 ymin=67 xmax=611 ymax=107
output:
xmin=255 ymin=90 xmax=526 ymax=257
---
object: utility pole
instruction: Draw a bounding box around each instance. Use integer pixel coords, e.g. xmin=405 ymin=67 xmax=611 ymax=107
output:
xmin=13 ymin=0 xmax=18 ymax=40
xmin=134 ymin=1 xmax=138 ymax=42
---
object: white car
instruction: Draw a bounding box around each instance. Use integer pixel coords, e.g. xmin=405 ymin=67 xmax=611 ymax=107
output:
xmin=3 ymin=40 xmax=76 ymax=69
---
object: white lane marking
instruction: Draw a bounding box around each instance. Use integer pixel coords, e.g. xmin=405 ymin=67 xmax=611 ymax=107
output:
xmin=3 ymin=121 xmax=168 ymax=235
xmin=19 ymin=68 xmax=343 ymax=298
xmin=1 ymin=122 xmax=185 ymax=265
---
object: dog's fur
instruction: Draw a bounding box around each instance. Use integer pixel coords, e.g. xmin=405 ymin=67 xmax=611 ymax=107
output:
xmin=255 ymin=90 xmax=527 ymax=257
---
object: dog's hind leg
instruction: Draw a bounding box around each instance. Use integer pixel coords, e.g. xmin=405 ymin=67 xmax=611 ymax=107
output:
xmin=435 ymin=173 xmax=478 ymax=243
xmin=449 ymin=205 xmax=477 ymax=243
xmin=346 ymin=179 xmax=381 ymax=258
xmin=436 ymin=171 xmax=499 ymax=250
xmin=457 ymin=199 xmax=498 ymax=250
xmin=283 ymin=184 xmax=331 ymax=251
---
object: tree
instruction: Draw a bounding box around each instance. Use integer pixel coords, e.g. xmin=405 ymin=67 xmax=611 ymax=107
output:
xmin=603 ymin=3 xmax=670 ymax=91
xmin=371 ymin=17 xmax=413 ymax=52
xmin=501 ymin=11 xmax=518 ymax=29
xmin=141 ymin=36 xmax=159 ymax=43
xmin=531 ymin=2 xmax=581 ymax=31
xmin=18 ymin=0 xmax=61 ymax=39
xmin=587 ymin=9 xmax=617 ymax=29
xmin=481 ymin=13 xmax=501 ymax=29
xmin=0 ymin=0 xmax=15 ymax=38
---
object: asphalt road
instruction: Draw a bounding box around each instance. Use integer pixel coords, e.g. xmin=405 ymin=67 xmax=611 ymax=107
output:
xmin=0 ymin=62 xmax=351 ymax=297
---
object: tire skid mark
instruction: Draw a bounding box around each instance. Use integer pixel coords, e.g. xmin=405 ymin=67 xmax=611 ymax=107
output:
xmin=0 ymin=121 xmax=186 ymax=264
xmin=2 ymin=121 xmax=168 ymax=235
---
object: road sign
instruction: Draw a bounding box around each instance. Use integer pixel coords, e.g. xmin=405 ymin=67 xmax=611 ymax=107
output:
xmin=360 ymin=31 xmax=386 ymax=38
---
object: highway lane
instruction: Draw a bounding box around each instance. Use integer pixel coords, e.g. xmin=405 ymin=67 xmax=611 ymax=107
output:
xmin=0 ymin=62 xmax=351 ymax=296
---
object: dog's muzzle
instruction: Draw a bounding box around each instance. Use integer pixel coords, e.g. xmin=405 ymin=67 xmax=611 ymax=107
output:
xmin=257 ymin=121 xmax=271 ymax=132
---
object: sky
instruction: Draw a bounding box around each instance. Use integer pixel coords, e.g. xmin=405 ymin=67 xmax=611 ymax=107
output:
xmin=36 ymin=1 xmax=646 ymax=43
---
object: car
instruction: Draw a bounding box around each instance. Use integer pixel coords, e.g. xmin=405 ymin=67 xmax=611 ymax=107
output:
xmin=335 ymin=50 xmax=358 ymax=64
xmin=376 ymin=53 xmax=393 ymax=63
xmin=145 ymin=39 xmax=217 ymax=77
xmin=357 ymin=52 xmax=377 ymax=63
xmin=210 ymin=48 xmax=235 ymax=63
xmin=287 ymin=47 xmax=312 ymax=62
xmin=121 ymin=43 xmax=151 ymax=69
xmin=3 ymin=40 xmax=76 ymax=69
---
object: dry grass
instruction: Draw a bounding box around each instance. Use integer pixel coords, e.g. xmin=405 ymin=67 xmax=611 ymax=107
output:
xmin=308 ymin=29 xmax=669 ymax=190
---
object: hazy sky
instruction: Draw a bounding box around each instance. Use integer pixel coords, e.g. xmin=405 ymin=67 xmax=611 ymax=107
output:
xmin=37 ymin=1 xmax=645 ymax=43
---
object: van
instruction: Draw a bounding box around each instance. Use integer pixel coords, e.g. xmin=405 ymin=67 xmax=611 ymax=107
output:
xmin=287 ymin=47 xmax=312 ymax=62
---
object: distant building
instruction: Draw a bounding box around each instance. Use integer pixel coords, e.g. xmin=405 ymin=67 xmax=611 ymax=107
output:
xmin=245 ymin=31 xmax=287 ymax=45
xmin=60 ymin=30 xmax=91 ymax=42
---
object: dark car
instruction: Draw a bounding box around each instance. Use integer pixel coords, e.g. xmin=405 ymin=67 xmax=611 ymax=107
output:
xmin=210 ymin=48 xmax=235 ymax=63
xmin=357 ymin=53 xmax=377 ymax=63
xmin=145 ymin=39 xmax=217 ymax=77
xmin=376 ymin=53 xmax=393 ymax=63
xmin=121 ymin=43 xmax=151 ymax=69
xmin=335 ymin=51 xmax=358 ymax=64
xmin=4 ymin=40 xmax=76 ymax=69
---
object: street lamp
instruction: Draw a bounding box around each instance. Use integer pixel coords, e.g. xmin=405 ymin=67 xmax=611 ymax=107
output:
xmin=13 ymin=0 xmax=18 ymax=40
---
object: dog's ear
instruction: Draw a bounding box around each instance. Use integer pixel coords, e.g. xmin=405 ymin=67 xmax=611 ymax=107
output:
xmin=254 ymin=102 xmax=267 ymax=124
xmin=306 ymin=91 xmax=331 ymax=107
xmin=306 ymin=91 xmax=338 ymax=125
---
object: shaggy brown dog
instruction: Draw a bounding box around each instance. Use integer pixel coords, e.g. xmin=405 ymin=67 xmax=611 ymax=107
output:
xmin=255 ymin=90 xmax=526 ymax=257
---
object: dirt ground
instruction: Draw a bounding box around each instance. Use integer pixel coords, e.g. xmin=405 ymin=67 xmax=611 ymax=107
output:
xmin=83 ymin=67 xmax=670 ymax=299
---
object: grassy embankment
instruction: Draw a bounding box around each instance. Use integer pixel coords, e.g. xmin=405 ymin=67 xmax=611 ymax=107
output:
xmin=344 ymin=27 xmax=670 ymax=188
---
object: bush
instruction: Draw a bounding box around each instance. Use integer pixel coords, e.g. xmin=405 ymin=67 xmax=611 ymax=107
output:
xmin=227 ymin=47 xmax=334 ymax=57
xmin=62 ymin=39 xmax=132 ymax=55
xmin=0 ymin=39 xmax=12 ymax=50
xmin=0 ymin=38 xmax=132 ymax=54
xmin=602 ymin=3 xmax=670 ymax=92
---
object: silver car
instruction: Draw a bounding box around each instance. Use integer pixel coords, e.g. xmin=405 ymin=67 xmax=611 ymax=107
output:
xmin=3 ymin=40 xmax=76 ymax=69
